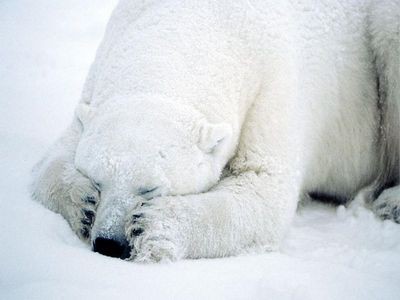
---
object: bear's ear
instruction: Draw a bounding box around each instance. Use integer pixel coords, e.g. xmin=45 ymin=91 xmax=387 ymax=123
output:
xmin=198 ymin=121 xmax=232 ymax=154
xmin=75 ymin=103 xmax=94 ymax=127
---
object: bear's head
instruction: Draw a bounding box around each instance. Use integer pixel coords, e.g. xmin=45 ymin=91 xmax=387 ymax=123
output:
xmin=74 ymin=95 xmax=233 ymax=255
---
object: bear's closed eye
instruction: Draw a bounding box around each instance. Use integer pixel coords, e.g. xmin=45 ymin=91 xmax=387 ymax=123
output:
xmin=91 ymin=180 xmax=102 ymax=191
xmin=138 ymin=187 xmax=159 ymax=197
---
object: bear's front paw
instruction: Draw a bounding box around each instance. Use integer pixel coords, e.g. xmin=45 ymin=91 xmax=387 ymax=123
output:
xmin=373 ymin=186 xmax=400 ymax=224
xmin=65 ymin=174 xmax=100 ymax=241
xmin=125 ymin=199 xmax=184 ymax=263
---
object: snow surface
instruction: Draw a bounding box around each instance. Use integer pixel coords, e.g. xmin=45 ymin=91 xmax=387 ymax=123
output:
xmin=1 ymin=1 xmax=400 ymax=299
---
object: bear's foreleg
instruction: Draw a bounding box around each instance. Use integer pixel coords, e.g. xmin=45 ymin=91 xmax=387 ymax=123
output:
xmin=31 ymin=119 xmax=99 ymax=241
xmin=125 ymin=168 xmax=299 ymax=262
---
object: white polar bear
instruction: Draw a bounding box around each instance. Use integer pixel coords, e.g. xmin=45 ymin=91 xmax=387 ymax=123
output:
xmin=31 ymin=0 xmax=399 ymax=262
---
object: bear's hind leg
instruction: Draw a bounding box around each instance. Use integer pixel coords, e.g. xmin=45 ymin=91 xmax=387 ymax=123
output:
xmin=367 ymin=0 xmax=400 ymax=223
xmin=372 ymin=186 xmax=400 ymax=223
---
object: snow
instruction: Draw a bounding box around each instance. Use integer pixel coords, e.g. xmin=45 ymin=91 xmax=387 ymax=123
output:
xmin=1 ymin=1 xmax=400 ymax=299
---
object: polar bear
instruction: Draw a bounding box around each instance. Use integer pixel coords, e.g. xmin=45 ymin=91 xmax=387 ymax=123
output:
xmin=31 ymin=0 xmax=399 ymax=262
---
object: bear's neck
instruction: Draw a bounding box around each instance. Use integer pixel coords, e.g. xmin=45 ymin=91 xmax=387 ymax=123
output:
xmin=87 ymin=2 xmax=263 ymax=139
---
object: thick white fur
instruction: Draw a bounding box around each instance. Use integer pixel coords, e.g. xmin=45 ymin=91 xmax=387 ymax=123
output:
xmin=31 ymin=0 xmax=400 ymax=262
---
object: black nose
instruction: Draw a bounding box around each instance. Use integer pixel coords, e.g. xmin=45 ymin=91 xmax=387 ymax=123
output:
xmin=93 ymin=237 xmax=131 ymax=259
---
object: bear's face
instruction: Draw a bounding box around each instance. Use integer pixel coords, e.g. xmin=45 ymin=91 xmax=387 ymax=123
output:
xmin=74 ymin=98 xmax=232 ymax=240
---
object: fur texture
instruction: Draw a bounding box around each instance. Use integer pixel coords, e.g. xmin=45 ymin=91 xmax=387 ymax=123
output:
xmin=31 ymin=0 xmax=399 ymax=262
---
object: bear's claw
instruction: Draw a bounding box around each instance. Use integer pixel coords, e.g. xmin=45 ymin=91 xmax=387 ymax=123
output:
xmin=83 ymin=195 xmax=97 ymax=205
xmin=125 ymin=198 xmax=183 ymax=262
xmin=65 ymin=173 xmax=100 ymax=242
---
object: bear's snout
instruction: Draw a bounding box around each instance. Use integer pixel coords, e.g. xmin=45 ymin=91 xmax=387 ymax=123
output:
xmin=93 ymin=237 xmax=131 ymax=259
